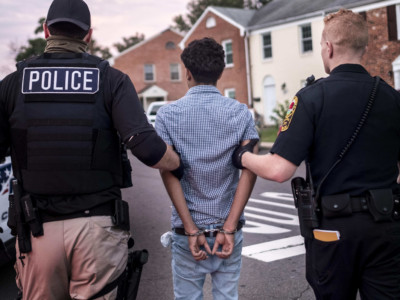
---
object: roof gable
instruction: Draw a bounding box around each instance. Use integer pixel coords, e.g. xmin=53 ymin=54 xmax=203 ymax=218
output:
xmin=179 ymin=6 xmax=256 ymax=48
xmin=112 ymin=28 xmax=184 ymax=62
xmin=249 ymin=0 xmax=392 ymax=29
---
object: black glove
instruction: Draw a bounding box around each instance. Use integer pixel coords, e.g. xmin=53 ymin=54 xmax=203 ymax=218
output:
xmin=232 ymin=139 xmax=259 ymax=169
xmin=171 ymin=151 xmax=184 ymax=180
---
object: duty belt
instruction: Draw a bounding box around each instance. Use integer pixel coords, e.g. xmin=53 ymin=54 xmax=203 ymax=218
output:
xmin=321 ymin=192 xmax=400 ymax=221
xmin=40 ymin=201 xmax=115 ymax=223
xmin=349 ymin=197 xmax=369 ymax=212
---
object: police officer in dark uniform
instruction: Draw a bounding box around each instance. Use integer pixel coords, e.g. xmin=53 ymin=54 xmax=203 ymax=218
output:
xmin=233 ymin=9 xmax=400 ymax=300
xmin=0 ymin=0 xmax=182 ymax=299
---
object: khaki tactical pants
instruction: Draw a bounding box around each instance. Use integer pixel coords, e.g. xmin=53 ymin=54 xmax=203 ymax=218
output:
xmin=14 ymin=216 xmax=129 ymax=300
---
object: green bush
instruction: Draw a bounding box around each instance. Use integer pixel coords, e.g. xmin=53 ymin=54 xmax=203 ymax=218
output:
xmin=270 ymin=99 xmax=290 ymax=127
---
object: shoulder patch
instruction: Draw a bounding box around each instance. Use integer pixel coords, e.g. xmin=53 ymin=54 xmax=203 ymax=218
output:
xmin=281 ymin=96 xmax=298 ymax=132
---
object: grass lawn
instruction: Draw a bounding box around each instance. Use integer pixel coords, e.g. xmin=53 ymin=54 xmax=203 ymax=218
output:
xmin=260 ymin=126 xmax=279 ymax=143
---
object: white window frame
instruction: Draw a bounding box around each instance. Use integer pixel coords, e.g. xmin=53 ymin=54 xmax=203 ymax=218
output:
xmin=206 ymin=17 xmax=216 ymax=28
xmin=224 ymin=88 xmax=236 ymax=99
xmin=222 ymin=39 xmax=234 ymax=67
xmin=393 ymin=56 xmax=400 ymax=90
xmin=170 ymin=63 xmax=181 ymax=81
xmin=397 ymin=4 xmax=400 ymax=40
xmin=299 ymin=23 xmax=313 ymax=53
xmin=144 ymin=64 xmax=155 ymax=82
xmin=262 ymin=32 xmax=272 ymax=60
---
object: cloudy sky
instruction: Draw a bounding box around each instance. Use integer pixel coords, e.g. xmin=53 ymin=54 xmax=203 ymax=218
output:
xmin=0 ymin=0 xmax=188 ymax=79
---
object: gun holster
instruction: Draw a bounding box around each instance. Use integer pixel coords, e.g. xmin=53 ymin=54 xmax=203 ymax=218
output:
xmin=291 ymin=177 xmax=320 ymax=239
xmin=112 ymin=199 xmax=130 ymax=231
xmin=7 ymin=194 xmax=17 ymax=236
xmin=21 ymin=194 xmax=43 ymax=237
xmin=117 ymin=240 xmax=149 ymax=300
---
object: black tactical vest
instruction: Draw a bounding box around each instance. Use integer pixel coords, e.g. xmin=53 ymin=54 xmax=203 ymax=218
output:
xmin=12 ymin=53 xmax=123 ymax=195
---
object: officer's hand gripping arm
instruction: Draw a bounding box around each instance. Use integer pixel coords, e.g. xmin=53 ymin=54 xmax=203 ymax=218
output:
xmin=232 ymin=139 xmax=259 ymax=169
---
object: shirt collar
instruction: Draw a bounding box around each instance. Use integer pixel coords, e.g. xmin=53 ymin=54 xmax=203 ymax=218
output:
xmin=330 ymin=64 xmax=369 ymax=75
xmin=185 ymin=85 xmax=221 ymax=96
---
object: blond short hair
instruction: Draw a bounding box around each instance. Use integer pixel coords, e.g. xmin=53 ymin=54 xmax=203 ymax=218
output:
xmin=323 ymin=9 xmax=368 ymax=53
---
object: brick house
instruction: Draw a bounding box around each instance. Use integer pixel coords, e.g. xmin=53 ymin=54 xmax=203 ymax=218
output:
xmin=361 ymin=2 xmax=400 ymax=89
xmin=179 ymin=7 xmax=256 ymax=106
xmin=111 ymin=28 xmax=187 ymax=110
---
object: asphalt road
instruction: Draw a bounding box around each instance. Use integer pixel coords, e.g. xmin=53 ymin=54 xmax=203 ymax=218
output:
xmin=0 ymin=150 xmax=315 ymax=300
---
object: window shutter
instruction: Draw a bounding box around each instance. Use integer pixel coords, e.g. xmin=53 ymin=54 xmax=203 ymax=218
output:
xmin=387 ymin=5 xmax=397 ymax=41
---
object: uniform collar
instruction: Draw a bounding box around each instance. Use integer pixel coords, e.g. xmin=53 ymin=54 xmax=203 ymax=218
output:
xmin=330 ymin=64 xmax=369 ymax=75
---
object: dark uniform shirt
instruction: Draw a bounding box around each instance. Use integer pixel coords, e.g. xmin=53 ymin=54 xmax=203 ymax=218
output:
xmin=0 ymin=63 xmax=154 ymax=214
xmin=271 ymin=64 xmax=400 ymax=197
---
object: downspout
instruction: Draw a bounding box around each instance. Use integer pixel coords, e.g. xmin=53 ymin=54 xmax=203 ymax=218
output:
xmin=244 ymin=29 xmax=253 ymax=107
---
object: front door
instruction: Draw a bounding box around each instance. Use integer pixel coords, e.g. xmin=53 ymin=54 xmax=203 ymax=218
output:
xmin=263 ymin=76 xmax=276 ymax=126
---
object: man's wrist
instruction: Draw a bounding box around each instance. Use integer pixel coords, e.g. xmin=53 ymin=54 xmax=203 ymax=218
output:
xmin=184 ymin=229 xmax=204 ymax=236
xmin=219 ymin=228 xmax=237 ymax=235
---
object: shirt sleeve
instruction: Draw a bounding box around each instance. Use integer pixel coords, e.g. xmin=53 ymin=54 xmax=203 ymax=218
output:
xmin=270 ymin=93 xmax=314 ymax=166
xmin=241 ymin=108 xmax=260 ymax=141
xmin=155 ymin=107 xmax=173 ymax=145
xmin=104 ymin=68 xmax=154 ymax=142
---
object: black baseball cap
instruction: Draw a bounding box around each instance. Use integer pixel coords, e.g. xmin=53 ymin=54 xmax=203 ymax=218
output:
xmin=46 ymin=0 xmax=91 ymax=31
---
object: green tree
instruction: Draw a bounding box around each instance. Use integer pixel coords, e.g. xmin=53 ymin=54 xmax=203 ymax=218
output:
xmin=13 ymin=18 xmax=46 ymax=62
xmin=34 ymin=17 xmax=46 ymax=34
xmin=15 ymin=38 xmax=47 ymax=62
xmin=13 ymin=17 xmax=113 ymax=61
xmin=113 ymin=33 xmax=145 ymax=53
xmin=173 ymin=0 xmax=272 ymax=32
xmin=88 ymin=39 xmax=112 ymax=59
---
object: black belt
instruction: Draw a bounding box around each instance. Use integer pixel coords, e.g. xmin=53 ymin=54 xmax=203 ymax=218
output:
xmin=40 ymin=201 xmax=115 ymax=223
xmin=350 ymin=197 xmax=369 ymax=212
xmin=173 ymin=222 xmax=243 ymax=237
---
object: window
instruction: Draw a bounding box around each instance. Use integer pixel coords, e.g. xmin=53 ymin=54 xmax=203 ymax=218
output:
xmin=206 ymin=17 xmax=216 ymax=28
xmin=300 ymin=24 xmax=313 ymax=53
xmin=144 ymin=64 xmax=155 ymax=81
xmin=387 ymin=5 xmax=400 ymax=41
xmin=224 ymin=88 xmax=236 ymax=99
xmin=222 ymin=40 xmax=233 ymax=67
xmin=393 ymin=56 xmax=400 ymax=90
xmin=170 ymin=63 xmax=180 ymax=81
xmin=262 ymin=32 xmax=272 ymax=59
xmin=166 ymin=41 xmax=176 ymax=49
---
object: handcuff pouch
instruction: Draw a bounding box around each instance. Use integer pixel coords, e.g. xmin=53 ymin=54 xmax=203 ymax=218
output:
xmin=367 ymin=189 xmax=393 ymax=222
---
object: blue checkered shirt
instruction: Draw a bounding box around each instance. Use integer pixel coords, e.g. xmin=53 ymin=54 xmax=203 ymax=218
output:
xmin=156 ymin=85 xmax=259 ymax=228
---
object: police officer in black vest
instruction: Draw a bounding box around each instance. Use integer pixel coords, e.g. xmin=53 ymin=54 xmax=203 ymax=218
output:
xmin=233 ymin=9 xmax=400 ymax=300
xmin=0 ymin=0 xmax=182 ymax=299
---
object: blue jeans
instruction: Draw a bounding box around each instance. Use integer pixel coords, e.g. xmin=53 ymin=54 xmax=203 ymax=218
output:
xmin=171 ymin=223 xmax=243 ymax=300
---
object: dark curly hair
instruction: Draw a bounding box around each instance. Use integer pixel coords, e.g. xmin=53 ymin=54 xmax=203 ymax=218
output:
xmin=180 ymin=37 xmax=225 ymax=85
